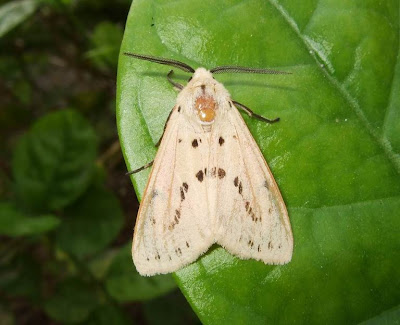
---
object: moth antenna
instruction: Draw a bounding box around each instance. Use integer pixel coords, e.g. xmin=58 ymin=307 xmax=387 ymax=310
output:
xmin=123 ymin=52 xmax=195 ymax=73
xmin=126 ymin=161 xmax=154 ymax=175
xmin=210 ymin=66 xmax=291 ymax=75
xmin=232 ymin=100 xmax=280 ymax=123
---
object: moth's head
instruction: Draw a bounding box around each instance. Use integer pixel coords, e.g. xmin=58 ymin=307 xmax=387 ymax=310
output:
xmin=185 ymin=68 xmax=228 ymax=125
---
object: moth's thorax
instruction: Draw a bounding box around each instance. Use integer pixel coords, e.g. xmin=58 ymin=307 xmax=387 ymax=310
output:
xmin=176 ymin=68 xmax=231 ymax=126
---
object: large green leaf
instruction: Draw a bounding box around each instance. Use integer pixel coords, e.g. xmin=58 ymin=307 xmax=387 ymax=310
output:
xmin=117 ymin=0 xmax=400 ymax=324
xmin=12 ymin=109 xmax=97 ymax=212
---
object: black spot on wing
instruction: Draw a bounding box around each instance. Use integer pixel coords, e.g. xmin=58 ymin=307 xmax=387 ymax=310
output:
xmin=196 ymin=170 xmax=204 ymax=182
xmin=178 ymin=106 xmax=181 ymax=112
xmin=219 ymin=136 xmax=225 ymax=146
xmin=218 ymin=168 xmax=226 ymax=179
xmin=183 ymin=182 xmax=189 ymax=192
xmin=180 ymin=187 xmax=185 ymax=201
xmin=192 ymin=139 xmax=198 ymax=148
xmin=234 ymin=176 xmax=239 ymax=187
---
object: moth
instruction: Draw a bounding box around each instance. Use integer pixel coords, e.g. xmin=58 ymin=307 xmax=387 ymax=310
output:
xmin=124 ymin=52 xmax=293 ymax=276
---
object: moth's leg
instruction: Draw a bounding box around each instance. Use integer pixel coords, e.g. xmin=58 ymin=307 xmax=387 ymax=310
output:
xmin=167 ymin=70 xmax=184 ymax=90
xmin=155 ymin=106 xmax=175 ymax=147
xmin=126 ymin=161 xmax=154 ymax=175
xmin=232 ymin=100 xmax=280 ymax=123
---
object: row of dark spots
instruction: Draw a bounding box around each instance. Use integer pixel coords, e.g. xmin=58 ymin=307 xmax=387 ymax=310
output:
xmin=247 ymin=240 xmax=267 ymax=253
xmin=196 ymin=167 xmax=226 ymax=182
xmin=168 ymin=209 xmax=181 ymax=231
xmin=233 ymin=176 xmax=243 ymax=194
xmin=192 ymin=138 xmax=202 ymax=148
xmin=180 ymin=182 xmax=189 ymax=202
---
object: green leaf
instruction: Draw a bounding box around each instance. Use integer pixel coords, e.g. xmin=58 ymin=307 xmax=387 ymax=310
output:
xmin=44 ymin=277 xmax=99 ymax=324
xmin=0 ymin=202 xmax=60 ymax=237
xmin=12 ymin=109 xmax=97 ymax=212
xmin=55 ymin=184 xmax=124 ymax=259
xmin=0 ymin=253 xmax=41 ymax=300
xmin=117 ymin=0 xmax=400 ymax=324
xmin=105 ymin=243 xmax=176 ymax=302
xmin=87 ymin=21 xmax=123 ymax=71
xmin=0 ymin=0 xmax=39 ymax=38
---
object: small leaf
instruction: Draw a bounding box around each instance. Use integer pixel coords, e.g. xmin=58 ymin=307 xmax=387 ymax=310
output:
xmin=0 ymin=253 xmax=41 ymax=300
xmin=44 ymin=277 xmax=99 ymax=324
xmin=12 ymin=109 xmax=97 ymax=212
xmin=105 ymin=243 xmax=176 ymax=302
xmin=87 ymin=21 xmax=123 ymax=71
xmin=0 ymin=202 xmax=60 ymax=237
xmin=0 ymin=0 xmax=39 ymax=38
xmin=55 ymin=184 xmax=124 ymax=259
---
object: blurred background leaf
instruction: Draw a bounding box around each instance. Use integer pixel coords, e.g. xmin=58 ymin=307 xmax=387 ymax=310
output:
xmin=12 ymin=109 xmax=97 ymax=212
xmin=0 ymin=0 xmax=39 ymax=37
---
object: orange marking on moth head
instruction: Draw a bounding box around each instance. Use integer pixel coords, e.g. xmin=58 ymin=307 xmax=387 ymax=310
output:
xmin=195 ymin=96 xmax=216 ymax=123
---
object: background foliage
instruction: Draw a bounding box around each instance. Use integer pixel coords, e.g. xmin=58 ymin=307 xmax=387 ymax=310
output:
xmin=0 ymin=0 xmax=199 ymax=324
xmin=1 ymin=0 xmax=399 ymax=324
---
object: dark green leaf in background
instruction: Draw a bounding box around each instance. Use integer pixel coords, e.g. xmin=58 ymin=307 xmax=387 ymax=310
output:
xmin=87 ymin=21 xmax=124 ymax=71
xmin=117 ymin=0 xmax=400 ymax=324
xmin=105 ymin=243 xmax=177 ymax=302
xmin=44 ymin=277 xmax=99 ymax=324
xmin=0 ymin=0 xmax=39 ymax=38
xmin=0 ymin=253 xmax=41 ymax=300
xmin=0 ymin=202 xmax=60 ymax=237
xmin=12 ymin=109 xmax=97 ymax=212
xmin=83 ymin=304 xmax=131 ymax=325
xmin=55 ymin=183 xmax=124 ymax=259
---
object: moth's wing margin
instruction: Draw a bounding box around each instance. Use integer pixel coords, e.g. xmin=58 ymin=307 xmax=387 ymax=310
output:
xmin=132 ymin=108 xmax=214 ymax=276
xmin=212 ymin=105 xmax=293 ymax=264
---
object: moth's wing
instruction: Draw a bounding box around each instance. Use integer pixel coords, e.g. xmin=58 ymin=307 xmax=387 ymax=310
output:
xmin=132 ymin=107 xmax=214 ymax=276
xmin=212 ymin=106 xmax=293 ymax=264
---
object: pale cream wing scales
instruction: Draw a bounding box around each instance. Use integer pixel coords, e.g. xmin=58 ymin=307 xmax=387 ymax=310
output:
xmin=212 ymin=106 xmax=293 ymax=264
xmin=132 ymin=108 xmax=213 ymax=276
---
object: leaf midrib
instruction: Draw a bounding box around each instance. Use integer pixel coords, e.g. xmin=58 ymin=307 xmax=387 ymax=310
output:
xmin=268 ymin=0 xmax=400 ymax=175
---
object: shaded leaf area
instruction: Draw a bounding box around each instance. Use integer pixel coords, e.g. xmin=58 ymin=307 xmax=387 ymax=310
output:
xmin=105 ymin=243 xmax=177 ymax=302
xmin=0 ymin=253 xmax=41 ymax=300
xmin=117 ymin=0 xmax=400 ymax=324
xmin=0 ymin=202 xmax=60 ymax=236
xmin=12 ymin=109 xmax=97 ymax=213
